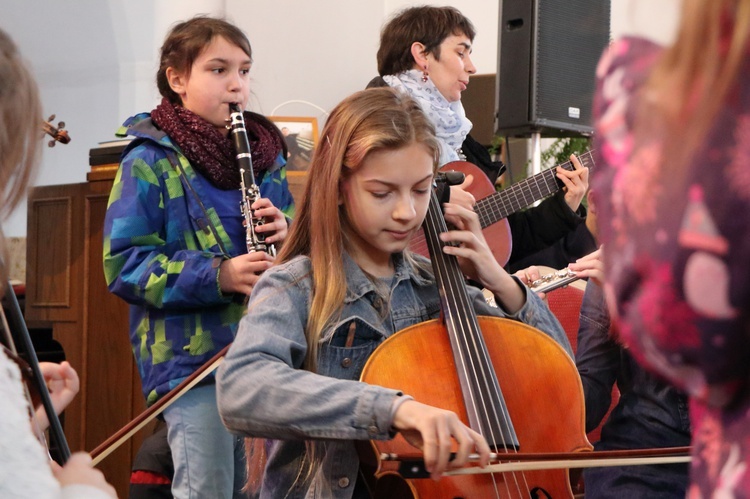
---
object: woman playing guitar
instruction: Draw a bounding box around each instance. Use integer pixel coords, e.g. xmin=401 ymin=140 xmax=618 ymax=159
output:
xmin=367 ymin=5 xmax=589 ymax=270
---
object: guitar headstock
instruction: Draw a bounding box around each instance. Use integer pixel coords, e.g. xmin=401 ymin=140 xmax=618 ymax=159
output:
xmin=41 ymin=114 xmax=71 ymax=147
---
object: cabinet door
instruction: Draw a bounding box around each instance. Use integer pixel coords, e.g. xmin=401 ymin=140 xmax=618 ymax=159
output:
xmin=26 ymin=181 xmax=151 ymax=498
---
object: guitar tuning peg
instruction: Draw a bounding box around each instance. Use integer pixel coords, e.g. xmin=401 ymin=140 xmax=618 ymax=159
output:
xmin=57 ymin=121 xmax=65 ymax=129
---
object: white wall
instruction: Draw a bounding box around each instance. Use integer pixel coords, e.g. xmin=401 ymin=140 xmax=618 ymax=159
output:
xmin=1 ymin=0 xmax=681 ymax=237
xmin=611 ymin=0 xmax=681 ymax=45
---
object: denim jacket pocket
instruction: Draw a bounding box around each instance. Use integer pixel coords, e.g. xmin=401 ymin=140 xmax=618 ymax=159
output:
xmin=318 ymin=318 xmax=385 ymax=381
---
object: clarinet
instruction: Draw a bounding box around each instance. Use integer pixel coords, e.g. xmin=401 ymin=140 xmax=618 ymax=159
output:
xmin=228 ymin=103 xmax=276 ymax=256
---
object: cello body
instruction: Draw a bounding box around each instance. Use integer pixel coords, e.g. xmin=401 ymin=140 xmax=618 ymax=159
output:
xmin=360 ymin=316 xmax=592 ymax=498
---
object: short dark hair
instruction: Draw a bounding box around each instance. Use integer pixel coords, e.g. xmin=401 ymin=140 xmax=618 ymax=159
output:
xmin=156 ymin=16 xmax=253 ymax=105
xmin=377 ymin=6 xmax=476 ymax=76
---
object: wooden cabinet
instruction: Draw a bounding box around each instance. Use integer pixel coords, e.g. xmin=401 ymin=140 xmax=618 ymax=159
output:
xmin=25 ymin=167 xmax=150 ymax=498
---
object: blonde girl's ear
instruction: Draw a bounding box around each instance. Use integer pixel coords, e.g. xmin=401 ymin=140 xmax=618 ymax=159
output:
xmin=410 ymin=41 xmax=428 ymax=71
xmin=165 ymin=67 xmax=187 ymax=99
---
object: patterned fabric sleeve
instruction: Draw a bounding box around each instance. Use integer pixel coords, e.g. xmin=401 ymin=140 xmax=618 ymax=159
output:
xmin=594 ymin=35 xmax=750 ymax=497
xmin=259 ymin=153 xmax=295 ymax=221
xmin=593 ymin=36 xmax=750 ymax=408
xmin=103 ymin=143 xmax=229 ymax=309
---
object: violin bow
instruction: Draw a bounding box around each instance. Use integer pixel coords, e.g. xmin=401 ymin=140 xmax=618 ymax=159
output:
xmin=1 ymin=280 xmax=71 ymax=463
xmin=90 ymin=344 xmax=228 ymax=466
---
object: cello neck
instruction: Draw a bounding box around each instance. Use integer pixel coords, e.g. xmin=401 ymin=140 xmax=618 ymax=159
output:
xmin=421 ymin=191 xmax=519 ymax=450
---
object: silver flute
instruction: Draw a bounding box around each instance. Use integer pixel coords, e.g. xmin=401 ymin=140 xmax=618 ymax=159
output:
xmin=228 ymin=103 xmax=276 ymax=256
xmin=529 ymin=268 xmax=580 ymax=294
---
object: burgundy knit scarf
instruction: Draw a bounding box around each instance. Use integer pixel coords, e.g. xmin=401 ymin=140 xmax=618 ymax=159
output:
xmin=151 ymin=97 xmax=282 ymax=190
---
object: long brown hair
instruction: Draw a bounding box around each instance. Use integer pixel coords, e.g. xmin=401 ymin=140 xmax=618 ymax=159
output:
xmin=639 ymin=0 xmax=750 ymax=181
xmin=276 ymin=87 xmax=440 ymax=372
xmin=0 ymin=29 xmax=42 ymax=287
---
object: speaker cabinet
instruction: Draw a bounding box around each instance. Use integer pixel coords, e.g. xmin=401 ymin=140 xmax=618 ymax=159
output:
xmin=496 ymin=0 xmax=611 ymax=137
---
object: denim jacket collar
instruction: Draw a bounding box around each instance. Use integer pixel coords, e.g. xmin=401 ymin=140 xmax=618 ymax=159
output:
xmin=342 ymin=251 xmax=433 ymax=304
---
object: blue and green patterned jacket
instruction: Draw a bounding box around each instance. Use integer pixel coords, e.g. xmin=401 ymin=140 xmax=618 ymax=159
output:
xmin=103 ymin=113 xmax=294 ymax=405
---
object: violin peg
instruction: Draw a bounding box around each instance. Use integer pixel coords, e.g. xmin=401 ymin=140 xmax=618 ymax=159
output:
xmin=58 ymin=121 xmax=65 ymax=129
xmin=48 ymin=139 xmax=56 ymax=148
xmin=47 ymin=114 xmax=56 ymax=122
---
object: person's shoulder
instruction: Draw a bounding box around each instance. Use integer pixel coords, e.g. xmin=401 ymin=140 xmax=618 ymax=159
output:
xmin=266 ymin=255 xmax=313 ymax=283
xmin=117 ymin=116 xmax=179 ymax=172
xmin=120 ymin=138 xmax=172 ymax=173
xmin=597 ymin=36 xmax=664 ymax=84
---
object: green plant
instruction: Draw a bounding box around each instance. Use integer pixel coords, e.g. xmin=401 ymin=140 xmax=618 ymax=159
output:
xmin=488 ymin=135 xmax=505 ymax=157
xmin=540 ymin=137 xmax=592 ymax=169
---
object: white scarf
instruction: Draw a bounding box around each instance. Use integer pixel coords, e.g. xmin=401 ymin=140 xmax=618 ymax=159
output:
xmin=383 ymin=69 xmax=473 ymax=165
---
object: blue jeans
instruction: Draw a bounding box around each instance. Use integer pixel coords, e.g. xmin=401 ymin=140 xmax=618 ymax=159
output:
xmin=163 ymin=384 xmax=247 ymax=499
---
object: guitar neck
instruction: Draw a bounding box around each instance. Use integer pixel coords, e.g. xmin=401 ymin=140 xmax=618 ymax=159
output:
xmin=474 ymin=151 xmax=595 ymax=229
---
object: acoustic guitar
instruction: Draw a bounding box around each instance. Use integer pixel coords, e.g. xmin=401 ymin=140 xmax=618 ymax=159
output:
xmin=410 ymin=151 xmax=595 ymax=266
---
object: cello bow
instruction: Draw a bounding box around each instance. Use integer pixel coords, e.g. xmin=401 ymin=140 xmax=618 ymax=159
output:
xmin=380 ymin=446 xmax=691 ymax=477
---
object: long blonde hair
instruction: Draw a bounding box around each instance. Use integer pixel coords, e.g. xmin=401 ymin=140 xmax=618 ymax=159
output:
xmin=0 ymin=29 xmax=42 ymax=286
xmin=277 ymin=87 xmax=440 ymax=372
xmin=640 ymin=0 xmax=750 ymax=179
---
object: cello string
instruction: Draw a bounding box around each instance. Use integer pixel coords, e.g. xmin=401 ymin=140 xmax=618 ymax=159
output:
xmin=429 ymin=194 xmax=532 ymax=497
xmin=424 ymin=196 xmax=502 ymax=495
xmin=443 ymin=264 xmax=526 ymax=498
xmin=425 ymin=194 xmax=513 ymax=498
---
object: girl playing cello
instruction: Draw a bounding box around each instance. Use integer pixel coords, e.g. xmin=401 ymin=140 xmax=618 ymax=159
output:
xmin=216 ymin=87 xmax=572 ymax=498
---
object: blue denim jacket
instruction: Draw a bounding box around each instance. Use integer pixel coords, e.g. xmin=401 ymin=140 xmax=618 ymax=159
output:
xmin=575 ymin=281 xmax=691 ymax=497
xmin=218 ymin=252 xmax=571 ymax=499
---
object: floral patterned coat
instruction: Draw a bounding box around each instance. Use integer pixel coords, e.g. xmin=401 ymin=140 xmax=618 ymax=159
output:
xmin=592 ymin=36 xmax=750 ymax=497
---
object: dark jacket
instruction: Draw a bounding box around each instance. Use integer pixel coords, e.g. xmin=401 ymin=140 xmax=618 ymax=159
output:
xmin=576 ymin=280 xmax=690 ymax=498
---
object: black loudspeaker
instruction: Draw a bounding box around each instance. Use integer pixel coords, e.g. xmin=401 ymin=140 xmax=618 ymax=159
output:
xmin=495 ymin=0 xmax=611 ymax=137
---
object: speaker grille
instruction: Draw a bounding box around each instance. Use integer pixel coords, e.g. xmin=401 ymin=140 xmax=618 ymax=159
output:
xmin=496 ymin=0 xmax=611 ymax=136
xmin=533 ymin=0 xmax=611 ymax=133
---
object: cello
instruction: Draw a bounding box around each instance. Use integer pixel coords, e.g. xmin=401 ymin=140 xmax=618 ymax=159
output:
xmin=360 ymin=186 xmax=592 ymax=497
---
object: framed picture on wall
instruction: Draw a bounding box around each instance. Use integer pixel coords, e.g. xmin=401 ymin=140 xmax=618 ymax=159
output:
xmin=269 ymin=116 xmax=319 ymax=175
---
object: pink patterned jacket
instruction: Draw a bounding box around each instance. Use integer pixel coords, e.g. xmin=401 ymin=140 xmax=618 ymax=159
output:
xmin=592 ymin=36 xmax=750 ymax=497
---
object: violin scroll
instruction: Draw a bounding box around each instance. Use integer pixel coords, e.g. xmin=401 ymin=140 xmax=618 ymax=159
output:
xmin=41 ymin=114 xmax=71 ymax=147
